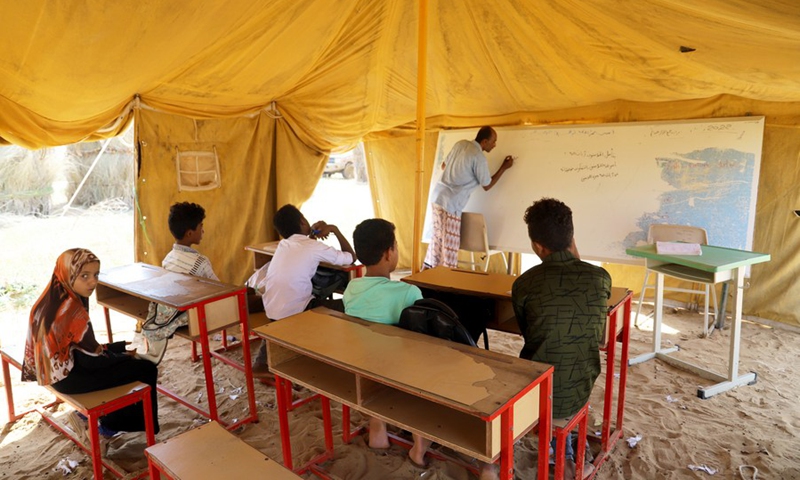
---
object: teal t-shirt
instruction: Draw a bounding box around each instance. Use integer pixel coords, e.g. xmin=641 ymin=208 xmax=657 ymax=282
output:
xmin=343 ymin=276 xmax=423 ymax=325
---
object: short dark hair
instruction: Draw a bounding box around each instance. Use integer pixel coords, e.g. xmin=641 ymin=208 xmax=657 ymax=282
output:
xmin=523 ymin=198 xmax=574 ymax=252
xmin=168 ymin=202 xmax=206 ymax=240
xmin=353 ymin=218 xmax=396 ymax=266
xmin=475 ymin=126 xmax=494 ymax=144
xmin=273 ymin=204 xmax=304 ymax=238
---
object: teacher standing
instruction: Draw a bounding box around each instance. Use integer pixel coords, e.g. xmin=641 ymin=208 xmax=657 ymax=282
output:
xmin=423 ymin=126 xmax=514 ymax=269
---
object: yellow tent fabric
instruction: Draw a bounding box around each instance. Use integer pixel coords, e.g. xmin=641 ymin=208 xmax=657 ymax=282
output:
xmin=3 ymin=1 xmax=800 ymax=325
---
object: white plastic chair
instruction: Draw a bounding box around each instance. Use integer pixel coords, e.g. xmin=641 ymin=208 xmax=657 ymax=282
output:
xmin=458 ymin=212 xmax=508 ymax=272
xmin=635 ymin=224 xmax=719 ymax=336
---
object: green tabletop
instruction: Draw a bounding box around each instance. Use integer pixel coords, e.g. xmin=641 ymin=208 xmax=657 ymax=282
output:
xmin=626 ymin=244 xmax=770 ymax=273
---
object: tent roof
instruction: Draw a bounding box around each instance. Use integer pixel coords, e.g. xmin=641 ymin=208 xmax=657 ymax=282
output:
xmin=2 ymin=0 xmax=800 ymax=149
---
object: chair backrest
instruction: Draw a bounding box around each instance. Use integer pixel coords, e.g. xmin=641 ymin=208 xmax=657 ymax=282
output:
xmin=647 ymin=224 xmax=709 ymax=245
xmin=459 ymin=212 xmax=489 ymax=253
xmin=398 ymin=298 xmax=477 ymax=347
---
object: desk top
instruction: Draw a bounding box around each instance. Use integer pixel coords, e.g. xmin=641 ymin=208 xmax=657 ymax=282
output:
xmin=245 ymin=241 xmax=362 ymax=272
xmin=402 ymin=266 xmax=630 ymax=312
xmin=626 ymin=244 xmax=770 ymax=272
xmin=98 ymin=263 xmax=243 ymax=309
xmin=145 ymin=421 xmax=300 ymax=479
xmin=255 ymin=308 xmax=552 ymax=418
xmin=402 ymin=267 xmax=515 ymax=299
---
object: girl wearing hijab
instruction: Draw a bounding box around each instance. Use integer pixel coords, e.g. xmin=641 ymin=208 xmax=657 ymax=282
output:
xmin=21 ymin=248 xmax=159 ymax=440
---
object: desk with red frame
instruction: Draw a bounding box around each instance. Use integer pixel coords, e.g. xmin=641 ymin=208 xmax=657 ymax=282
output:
xmin=245 ymin=241 xmax=364 ymax=281
xmin=255 ymin=308 xmax=554 ymax=480
xmin=96 ymin=263 xmax=258 ymax=430
xmin=402 ymin=266 xmax=632 ymax=474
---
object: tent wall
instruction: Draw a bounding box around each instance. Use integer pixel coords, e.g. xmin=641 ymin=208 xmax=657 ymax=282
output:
xmin=135 ymin=108 xmax=325 ymax=285
xmin=366 ymin=95 xmax=800 ymax=327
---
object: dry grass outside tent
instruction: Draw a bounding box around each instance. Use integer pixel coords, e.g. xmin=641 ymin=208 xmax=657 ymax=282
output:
xmin=0 ymin=147 xmax=58 ymax=216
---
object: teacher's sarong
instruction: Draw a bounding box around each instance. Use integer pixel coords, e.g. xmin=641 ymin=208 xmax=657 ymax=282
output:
xmin=423 ymin=204 xmax=461 ymax=268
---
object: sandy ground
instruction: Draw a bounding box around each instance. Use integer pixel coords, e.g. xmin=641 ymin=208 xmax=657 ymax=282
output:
xmin=2 ymin=298 xmax=800 ymax=479
xmin=2 ymin=184 xmax=800 ymax=479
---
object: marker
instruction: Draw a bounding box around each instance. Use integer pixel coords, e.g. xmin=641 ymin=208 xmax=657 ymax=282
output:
xmin=311 ymin=228 xmax=322 ymax=236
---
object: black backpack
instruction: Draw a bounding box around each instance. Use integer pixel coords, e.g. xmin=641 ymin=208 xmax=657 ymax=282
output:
xmin=311 ymin=268 xmax=349 ymax=300
xmin=398 ymin=298 xmax=477 ymax=347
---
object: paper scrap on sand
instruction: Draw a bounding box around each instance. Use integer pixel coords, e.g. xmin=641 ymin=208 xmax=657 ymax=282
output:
xmin=627 ymin=434 xmax=642 ymax=448
xmin=666 ymin=395 xmax=679 ymax=403
xmin=54 ymin=459 xmax=79 ymax=476
xmin=689 ymin=464 xmax=718 ymax=475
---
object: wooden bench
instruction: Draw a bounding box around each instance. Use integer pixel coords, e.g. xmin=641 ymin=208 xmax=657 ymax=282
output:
xmin=145 ymin=420 xmax=301 ymax=480
xmin=1 ymin=346 xmax=156 ymax=480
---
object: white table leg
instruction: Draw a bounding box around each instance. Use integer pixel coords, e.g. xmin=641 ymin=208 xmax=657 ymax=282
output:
xmin=630 ymin=271 xmax=678 ymax=365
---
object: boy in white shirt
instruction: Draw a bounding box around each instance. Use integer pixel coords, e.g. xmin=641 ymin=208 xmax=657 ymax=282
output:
xmin=252 ymin=204 xmax=356 ymax=377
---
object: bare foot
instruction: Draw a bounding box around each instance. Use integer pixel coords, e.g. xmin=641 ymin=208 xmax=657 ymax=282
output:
xmin=408 ymin=434 xmax=432 ymax=468
xmin=368 ymin=417 xmax=389 ymax=449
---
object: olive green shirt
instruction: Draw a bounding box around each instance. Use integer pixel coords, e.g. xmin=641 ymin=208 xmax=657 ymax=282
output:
xmin=512 ymin=250 xmax=612 ymax=418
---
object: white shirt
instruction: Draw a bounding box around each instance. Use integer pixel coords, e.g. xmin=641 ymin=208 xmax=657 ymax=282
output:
xmin=262 ymin=234 xmax=353 ymax=320
xmin=430 ymin=139 xmax=492 ymax=215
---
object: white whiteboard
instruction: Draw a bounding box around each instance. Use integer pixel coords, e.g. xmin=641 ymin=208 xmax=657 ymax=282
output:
xmin=424 ymin=117 xmax=764 ymax=264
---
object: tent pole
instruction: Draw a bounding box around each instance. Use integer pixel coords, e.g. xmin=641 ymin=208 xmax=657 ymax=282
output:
xmin=412 ymin=0 xmax=428 ymax=273
xmin=61 ymin=138 xmax=112 ymax=216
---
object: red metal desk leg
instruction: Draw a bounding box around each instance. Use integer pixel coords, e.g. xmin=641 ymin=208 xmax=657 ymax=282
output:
xmin=616 ymin=296 xmax=631 ymax=441
xmin=196 ymin=304 xmax=219 ymax=422
xmin=538 ymin=373 xmax=552 ymax=480
xmin=275 ymin=375 xmax=294 ymax=470
xmin=87 ymin=413 xmax=103 ymax=479
xmin=500 ymin=404 xmax=515 ymax=480
xmin=103 ymin=307 xmax=113 ymax=343
xmin=321 ymin=396 xmax=334 ymax=455
xmin=601 ymin=305 xmax=618 ymax=452
xmin=237 ymin=293 xmax=258 ymax=423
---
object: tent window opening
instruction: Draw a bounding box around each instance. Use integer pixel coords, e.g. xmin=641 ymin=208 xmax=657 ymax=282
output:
xmin=175 ymin=147 xmax=221 ymax=191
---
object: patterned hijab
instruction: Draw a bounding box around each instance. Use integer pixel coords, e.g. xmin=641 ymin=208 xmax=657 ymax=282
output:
xmin=22 ymin=248 xmax=102 ymax=385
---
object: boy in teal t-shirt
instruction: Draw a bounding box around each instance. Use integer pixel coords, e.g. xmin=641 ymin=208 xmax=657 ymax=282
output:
xmin=343 ymin=218 xmax=498 ymax=478
xmin=342 ymin=219 xmax=430 ymax=467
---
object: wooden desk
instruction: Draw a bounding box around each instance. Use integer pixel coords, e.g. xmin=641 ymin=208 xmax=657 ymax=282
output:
xmin=245 ymin=241 xmax=365 ymax=280
xmin=626 ymin=244 xmax=770 ymax=399
xmin=96 ymin=263 xmax=258 ymax=429
xmin=254 ymin=308 xmax=554 ymax=480
xmin=402 ymin=266 xmax=633 ymax=473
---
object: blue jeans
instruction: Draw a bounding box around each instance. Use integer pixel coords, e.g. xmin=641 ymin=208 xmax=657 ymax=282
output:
xmin=550 ymin=432 xmax=575 ymax=462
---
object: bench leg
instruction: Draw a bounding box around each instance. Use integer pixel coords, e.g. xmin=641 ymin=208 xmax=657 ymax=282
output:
xmin=2 ymin=356 xmax=16 ymax=423
xmin=148 ymin=459 xmax=161 ymax=480
xmin=87 ymin=413 xmax=104 ymax=480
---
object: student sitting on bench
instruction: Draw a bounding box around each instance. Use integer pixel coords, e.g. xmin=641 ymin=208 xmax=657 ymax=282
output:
xmin=140 ymin=201 xmax=219 ymax=364
xmin=343 ymin=218 xmax=498 ymax=479
xmin=252 ymin=204 xmax=355 ymax=377
xmin=512 ymin=198 xmax=611 ymax=480
xmin=21 ymin=248 xmax=160 ymax=443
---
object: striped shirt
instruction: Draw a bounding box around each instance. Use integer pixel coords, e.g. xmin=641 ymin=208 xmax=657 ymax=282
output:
xmin=162 ymin=244 xmax=218 ymax=280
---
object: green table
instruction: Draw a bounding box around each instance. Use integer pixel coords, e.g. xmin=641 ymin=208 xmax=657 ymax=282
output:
xmin=626 ymin=244 xmax=770 ymax=399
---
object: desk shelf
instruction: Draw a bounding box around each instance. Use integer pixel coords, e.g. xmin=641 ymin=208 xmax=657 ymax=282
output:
xmin=271 ymin=346 xmax=358 ymax=406
xmin=359 ymin=378 xmax=490 ymax=461
xmin=96 ymin=285 xmax=150 ymax=321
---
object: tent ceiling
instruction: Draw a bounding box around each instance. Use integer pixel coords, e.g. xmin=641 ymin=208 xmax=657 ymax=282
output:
xmin=2 ymin=0 xmax=800 ymax=149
